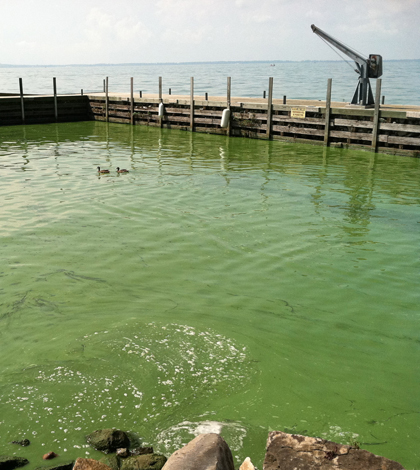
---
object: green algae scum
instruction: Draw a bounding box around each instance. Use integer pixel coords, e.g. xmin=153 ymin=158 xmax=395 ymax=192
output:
xmin=0 ymin=121 xmax=419 ymax=469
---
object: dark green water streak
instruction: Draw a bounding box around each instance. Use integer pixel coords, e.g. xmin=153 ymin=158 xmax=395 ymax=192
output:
xmin=0 ymin=122 xmax=419 ymax=469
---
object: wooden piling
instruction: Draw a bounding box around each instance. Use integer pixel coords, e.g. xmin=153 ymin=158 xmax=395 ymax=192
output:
xmin=130 ymin=77 xmax=134 ymax=125
xmin=190 ymin=77 xmax=194 ymax=131
xmin=159 ymin=77 xmax=162 ymax=101
xmin=266 ymin=77 xmax=274 ymax=139
xmin=19 ymin=78 xmax=25 ymax=124
xmin=324 ymin=78 xmax=332 ymax=146
xmin=105 ymin=77 xmax=109 ymax=122
xmin=227 ymin=76 xmax=231 ymax=136
xmin=53 ymin=77 xmax=58 ymax=122
xmin=372 ymin=78 xmax=382 ymax=152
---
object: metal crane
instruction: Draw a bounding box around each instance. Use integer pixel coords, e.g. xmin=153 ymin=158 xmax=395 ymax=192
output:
xmin=311 ymin=24 xmax=382 ymax=106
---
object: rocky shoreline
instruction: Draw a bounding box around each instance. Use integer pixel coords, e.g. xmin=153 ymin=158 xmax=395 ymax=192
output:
xmin=0 ymin=428 xmax=406 ymax=470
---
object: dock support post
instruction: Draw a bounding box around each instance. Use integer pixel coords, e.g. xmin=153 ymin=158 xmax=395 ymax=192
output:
xmin=53 ymin=77 xmax=58 ymax=122
xmin=19 ymin=78 xmax=25 ymax=124
xmin=130 ymin=77 xmax=134 ymax=125
xmin=266 ymin=77 xmax=273 ymax=139
xmin=105 ymin=77 xmax=109 ymax=122
xmin=324 ymin=78 xmax=332 ymax=146
xmin=372 ymin=78 xmax=382 ymax=153
xmin=159 ymin=77 xmax=163 ymax=128
xmin=226 ymin=76 xmax=231 ymax=136
xmin=190 ymin=77 xmax=194 ymax=131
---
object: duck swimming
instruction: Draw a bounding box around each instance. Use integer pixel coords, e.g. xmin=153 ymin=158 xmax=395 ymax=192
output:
xmin=116 ymin=167 xmax=129 ymax=173
xmin=97 ymin=166 xmax=110 ymax=174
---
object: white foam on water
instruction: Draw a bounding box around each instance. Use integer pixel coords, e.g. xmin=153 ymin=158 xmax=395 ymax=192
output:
xmin=155 ymin=419 xmax=247 ymax=456
xmin=0 ymin=322 xmax=255 ymax=453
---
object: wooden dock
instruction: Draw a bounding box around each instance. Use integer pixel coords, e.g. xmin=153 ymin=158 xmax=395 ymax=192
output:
xmin=86 ymin=91 xmax=420 ymax=157
xmin=1 ymin=87 xmax=420 ymax=158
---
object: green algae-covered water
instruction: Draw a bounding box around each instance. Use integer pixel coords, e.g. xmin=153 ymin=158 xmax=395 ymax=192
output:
xmin=0 ymin=122 xmax=419 ymax=469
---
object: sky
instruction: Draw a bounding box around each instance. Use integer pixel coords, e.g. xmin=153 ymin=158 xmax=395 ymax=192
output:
xmin=0 ymin=0 xmax=419 ymax=65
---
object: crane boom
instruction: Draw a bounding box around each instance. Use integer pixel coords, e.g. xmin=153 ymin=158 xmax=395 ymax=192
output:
xmin=311 ymin=24 xmax=383 ymax=106
xmin=311 ymin=24 xmax=366 ymax=67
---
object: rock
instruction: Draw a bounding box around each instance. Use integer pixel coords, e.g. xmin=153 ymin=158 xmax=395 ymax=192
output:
xmin=11 ymin=440 xmax=30 ymax=447
xmin=263 ymin=431 xmax=406 ymax=470
xmin=239 ymin=457 xmax=255 ymax=470
xmin=116 ymin=449 xmax=129 ymax=458
xmin=161 ymin=433 xmax=235 ymax=470
xmin=120 ymin=454 xmax=167 ymax=470
xmin=73 ymin=458 xmax=113 ymax=470
xmin=86 ymin=429 xmax=130 ymax=454
xmin=0 ymin=456 xmax=29 ymax=470
xmin=42 ymin=453 xmax=58 ymax=461
xmin=99 ymin=456 xmax=120 ymax=470
xmin=131 ymin=447 xmax=154 ymax=456
xmin=33 ymin=461 xmax=74 ymax=470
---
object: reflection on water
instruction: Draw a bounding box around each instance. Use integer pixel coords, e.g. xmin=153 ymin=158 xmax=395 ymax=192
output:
xmin=0 ymin=121 xmax=419 ymax=469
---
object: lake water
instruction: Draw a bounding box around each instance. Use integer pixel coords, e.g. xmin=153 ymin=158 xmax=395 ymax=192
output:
xmin=0 ymin=121 xmax=419 ymax=469
xmin=1 ymin=60 xmax=420 ymax=105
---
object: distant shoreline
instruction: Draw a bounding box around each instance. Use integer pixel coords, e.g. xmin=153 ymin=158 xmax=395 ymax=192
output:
xmin=1 ymin=59 xmax=419 ymax=68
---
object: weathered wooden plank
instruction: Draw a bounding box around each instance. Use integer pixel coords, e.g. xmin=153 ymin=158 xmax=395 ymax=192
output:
xmin=387 ymin=135 xmax=420 ymax=145
xmin=330 ymin=130 xmax=388 ymax=142
xmin=272 ymin=115 xmax=326 ymax=125
xmin=272 ymin=125 xmax=324 ymax=137
xmin=334 ymin=118 xmax=420 ymax=134
xmin=334 ymin=118 xmax=373 ymax=129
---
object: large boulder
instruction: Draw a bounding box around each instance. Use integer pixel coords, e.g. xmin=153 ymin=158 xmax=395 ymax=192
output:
xmin=0 ymin=457 xmax=29 ymax=470
xmin=120 ymin=454 xmax=167 ymax=470
xmin=161 ymin=433 xmax=235 ymax=470
xmin=263 ymin=431 xmax=405 ymax=470
xmin=86 ymin=429 xmax=130 ymax=454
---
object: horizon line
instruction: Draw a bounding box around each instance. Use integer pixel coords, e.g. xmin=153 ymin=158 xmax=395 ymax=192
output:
xmin=1 ymin=58 xmax=419 ymax=67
